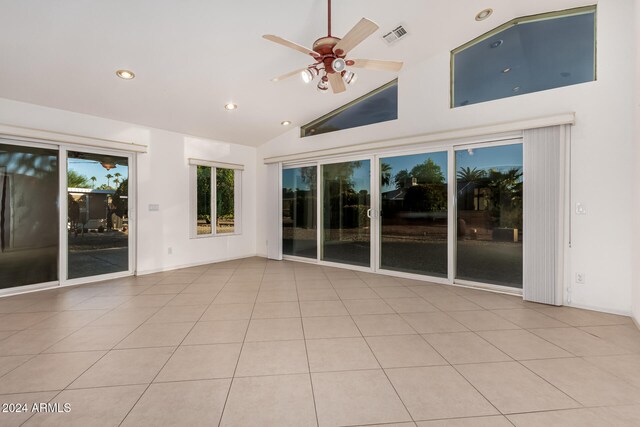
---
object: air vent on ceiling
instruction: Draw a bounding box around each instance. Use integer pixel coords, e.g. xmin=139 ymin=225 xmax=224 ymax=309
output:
xmin=382 ymin=25 xmax=408 ymax=45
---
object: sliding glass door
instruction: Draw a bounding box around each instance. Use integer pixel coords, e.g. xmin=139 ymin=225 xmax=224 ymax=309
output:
xmin=455 ymin=143 xmax=523 ymax=288
xmin=379 ymin=152 xmax=448 ymax=277
xmin=67 ymin=151 xmax=130 ymax=280
xmin=280 ymin=141 xmax=524 ymax=292
xmin=0 ymin=141 xmax=59 ymax=289
xmin=321 ymin=159 xmax=371 ymax=267
xmin=282 ymin=166 xmax=317 ymax=259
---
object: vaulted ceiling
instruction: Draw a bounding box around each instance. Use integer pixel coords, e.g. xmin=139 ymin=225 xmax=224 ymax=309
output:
xmin=0 ymin=0 xmax=592 ymax=146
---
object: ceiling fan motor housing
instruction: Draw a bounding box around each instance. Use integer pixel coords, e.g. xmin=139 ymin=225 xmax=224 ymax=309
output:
xmin=312 ymin=36 xmax=344 ymax=73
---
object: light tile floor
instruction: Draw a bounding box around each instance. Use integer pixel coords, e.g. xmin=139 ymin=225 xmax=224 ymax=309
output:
xmin=0 ymin=257 xmax=639 ymax=426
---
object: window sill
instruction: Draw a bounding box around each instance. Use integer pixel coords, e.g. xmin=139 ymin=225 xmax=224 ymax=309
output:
xmin=191 ymin=232 xmax=242 ymax=239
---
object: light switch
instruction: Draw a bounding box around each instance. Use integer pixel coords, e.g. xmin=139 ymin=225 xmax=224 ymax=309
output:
xmin=148 ymin=204 xmax=160 ymax=211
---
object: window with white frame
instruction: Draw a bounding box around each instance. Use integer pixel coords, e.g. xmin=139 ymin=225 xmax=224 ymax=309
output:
xmin=189 ymin=159 xmax=243 ymax=237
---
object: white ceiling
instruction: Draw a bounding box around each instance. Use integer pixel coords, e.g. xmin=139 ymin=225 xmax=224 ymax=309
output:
xmin=0 ymin=0 xmax=593 ymax=146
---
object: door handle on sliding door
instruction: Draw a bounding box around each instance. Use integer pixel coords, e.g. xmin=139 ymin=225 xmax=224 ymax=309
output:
xmin=366 ymin=209 xmax=372 ymax=219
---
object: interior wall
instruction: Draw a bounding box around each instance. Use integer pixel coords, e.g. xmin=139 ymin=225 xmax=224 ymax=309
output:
xmin=0 ymin=97 xmax=257 ymax=276
xmin=632 ymin=0 xmax=640 ymax=326
xmin=257 ymin=0 xmax=636 ymax=315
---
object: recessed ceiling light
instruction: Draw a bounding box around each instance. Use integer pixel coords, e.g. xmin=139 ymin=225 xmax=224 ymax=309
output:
xmin=475 ymin=8 xmax=493 ymax=21
xmin=502 ymin=67 xmax=511 ymax=73
xmin=224 ymin=103 xmax=238 ymax=110
xmin=513 ymin=86 xmax=521 ymax=92
xmin=560 ymin=71 xmax=572 ymax=77
xmin=281 ymin=121 xmax=292 ymax=126
xmin=116 ymin=69 xmax=135 ymax=80
xmin=490 ymin=39 xmax=503 ymax=49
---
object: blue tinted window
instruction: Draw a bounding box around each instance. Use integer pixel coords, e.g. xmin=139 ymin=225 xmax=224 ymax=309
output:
xmin=452 ymin=7 xmax=596 ymax=107
xmin=301 ymin=80 xmax=397 ymax=137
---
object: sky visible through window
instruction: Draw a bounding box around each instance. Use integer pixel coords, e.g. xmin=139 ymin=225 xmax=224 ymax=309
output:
xmin=68 ymin=159 xmax=128 ymax=188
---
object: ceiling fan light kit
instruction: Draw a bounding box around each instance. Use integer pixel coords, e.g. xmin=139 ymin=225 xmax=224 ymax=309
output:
xmin=263 ymin=0 xmax=403 ymax=94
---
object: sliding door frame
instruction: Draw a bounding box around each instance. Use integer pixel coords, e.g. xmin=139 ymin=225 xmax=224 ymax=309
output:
xmin=452 ymin=138 xmax=524 ymax=295
xmin=280 ymin=134 xmax=526 ymax=296
xmin=61 ymin=144 xmax=137 ymax=287
xmin=0 ymin=137 xmax=137 ymax=296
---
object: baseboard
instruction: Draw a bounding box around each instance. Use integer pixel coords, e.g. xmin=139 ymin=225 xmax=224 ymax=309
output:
xmin=136 ymin=253 xmax=259 ymax=276
xmin=565 ymin=301 xmax=632 ymax=317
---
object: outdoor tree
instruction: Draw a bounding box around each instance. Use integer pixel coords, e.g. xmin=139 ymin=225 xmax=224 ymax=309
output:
xmin=67 ymin=170 xmax=91 ymax=188
xmin=216 ymin=168 xmax=235 ymax=219
xmin=380 ymin=162 xmax=392 ymax=187
xmin=394 ymin=169 xmax=410 ymax=189
xmin=90 ymin=176 xmax=97 ymax=188
xmin=105 ymin=173 xmax=113 ymax=188
xmin=410 ymin=158 xmax=445 ymax=184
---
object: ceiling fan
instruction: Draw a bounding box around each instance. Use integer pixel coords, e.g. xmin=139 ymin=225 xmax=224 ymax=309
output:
xmin=263 ymin=0 xmax=403 ymax=94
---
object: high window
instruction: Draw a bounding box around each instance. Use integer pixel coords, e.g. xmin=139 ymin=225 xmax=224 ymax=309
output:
xmin=451 ymin=6 xmax=596 ymax=107
xmin=301 ymin=79 xmax=398 ymax=137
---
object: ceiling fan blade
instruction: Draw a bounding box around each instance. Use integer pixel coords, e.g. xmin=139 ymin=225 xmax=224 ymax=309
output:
xmin=270 ymin=68 xmax=307 ymax=82
xmin=350 ymin=59 xmax=404 ymax=72
xmin=262 ymin=35 xmax=318 ymax=58
xmin=328 ymin=73 xmax=346 ymax=94
xmin=333 ymin=18 xmax=379 ymax=55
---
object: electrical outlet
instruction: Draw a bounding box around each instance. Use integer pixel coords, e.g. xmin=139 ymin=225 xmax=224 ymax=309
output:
xmin=168 ymin=247 xmax=173 ymax=255
xmin=575 ymin=203 xmax=587 ymax=215
xmin=575 ymin=272 xmax=586 ymax=284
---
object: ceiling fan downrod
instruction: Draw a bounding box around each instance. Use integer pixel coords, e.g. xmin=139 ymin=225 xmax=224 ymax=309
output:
xmin=327 ymin=0 xmax=332 ymax=37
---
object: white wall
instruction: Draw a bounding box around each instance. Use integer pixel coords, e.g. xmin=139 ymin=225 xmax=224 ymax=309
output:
xmin=257 ymin=0 xmax=636 ymax=315
xmin=0 ymin=97 xmax=257 ymax=275
xmin=632 ymin=0 xmax=640 ymax=326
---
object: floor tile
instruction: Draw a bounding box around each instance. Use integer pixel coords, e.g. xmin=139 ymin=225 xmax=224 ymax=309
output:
xmin=426 ymin=296 xmax=482 ymax=312
xmin=373 ymin=287 xmax=418 ymax=299
xmin=423 ymin=332 xmax=511 ymax=364
xmin=236 ymin=340 xmax=308 ymax=376
xmin=522 ymin=357 xmax=640 ymax=406
xmin=156 ymin=343 xmax=241 ymax=382
xmin=0 ymin=328 xmax=76 ymax=356
xmin=183 ymin=320 xmax=248 ymax=345
xmin=302 ymin=316 xmax=362 ymax=339
xmin=255 ymin=289 xmax=298 ymax=303
xmin=456 ymin=361 xmax=579 ymax=414
xmin=0 ymin=351 xmax=104 ymax=393
xmin=401 ymin=312 xmax=468 ymax=334
xmin=507 ymin=408 xmax=616 ymax=427
xmin=0 ymin=312 xmax=56 ymax=331
xmin=251 ymin=301 xmax=300 ymax=319
xmin=200 ymin=303 xmax=253 ymax=320
xmin=142 ymin=284 xmax=189 ymax=295
xmin=352 ymin=314 xmax=415 ymax=336
xmin=366 ymin=335 xmax=446 ymax=368
xmin=447 ymin=310 xmax=520 ymax=331
xmin=584 ymin=354 xmax=640 ymax=388
xmin=221 ymin=374 xmax=316 ymax=426
xmin=28 ymin=310 xmax=108 ymax=330
xmin=384 ymin=298 xmax=438 ymax=314
xmin=297 ymin=288 xmax=339 ymax=301
xmin=70 ymin=347 xmax=173 ymax=388
xmin=214 ymin=290 xmax=258 ymax=304
xmin=535 ymin=306 xmax=631 ymax=327
xmin=0 ymin=355 xmax=31 ymax=377
xmin=307 ymin=337 xmax=379 ymax=372
xmin=416 ymin=416 xmax=512 ymax=426
xmin=312 ymin=369 xmax=411 ymax=427
xmin=24 ymin=385 xmax=146 ymax=427
xmin=491 ymin=308 xmax=568 ymax=328
xmin=300 ymin=301 xmax=348 ymax=317
xmin=336 ymin=288 xmax=380 ymax=300
xmin=529 ymin=327 xmax=629 ymax=356
xmin=88 ymin=307 xmax=158 ymax=327
xmin=115 ymin=322 xmax=194 ymax=349
xmin=69 ymin=296 xmax=131 ymax=310
xmin=386 ymin=366 xmax=498 ymax=420
xmin=478 ymin=329 xmax=573 ymax=360
xmin=122 ymin=379 xmax=230 ymax=427
xmin=343 ymin=299 xmax=395 ymax=315
xmin=145 ymin=305 xmax=207 ymax=323
xmin=579 ymin=324 xmax=640 ymax=353
xmin=44 ymin=325 xmax=136 ymax=353
xmin=245 ymin=318 xmax=304 ymax=342
xmin=165 ymin=293 xmax=216 ymax=306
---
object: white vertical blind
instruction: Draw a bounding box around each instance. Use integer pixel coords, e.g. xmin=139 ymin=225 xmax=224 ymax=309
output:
xmin=523 ymin=125 xmax=569 ymax=305
xmin=266 ymin=163 xmax=282 ymax=260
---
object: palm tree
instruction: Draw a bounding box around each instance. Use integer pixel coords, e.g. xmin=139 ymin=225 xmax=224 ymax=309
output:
xmin=380 ymin=163 xmax=392 ymax=187
xmin=114 ymin=178 xmax=120 ymax=187
xmin=113 ymin=172 xmax=122 ymax=184
xmin=90 ymin=176 xmax=97 ymax=189
xmin=456 ymin=167 xmax=485 ymax=183
xmin=105 ymin=173 xmax=113 ymax=188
